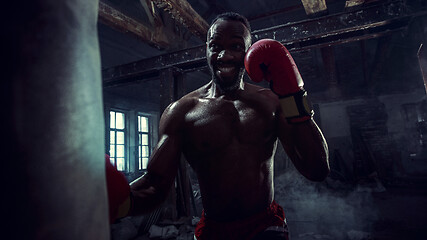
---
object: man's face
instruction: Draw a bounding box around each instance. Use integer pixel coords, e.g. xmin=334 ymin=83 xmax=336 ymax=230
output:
xmin=206 ymin=19 xmax=251 ymax=92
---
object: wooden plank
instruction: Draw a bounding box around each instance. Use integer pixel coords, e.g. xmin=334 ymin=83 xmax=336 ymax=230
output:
xmin=345 ymin=0 xmax=365 ymax=8
xmin=320 ymin=46 xmax=338 ymax=86
xmin=368 ymin=36 xmax=392 ymax=88
xmin=152 ymin=0 xmax=209 ymax=41
xmin=417 ymin=44 xmax=427 ymax=94
xmin=300 ymin=0 xmax=328 ymax=15
xmin=98 ymin=1 xmax=169 ymax=49
xmin=251 ymin=1 xmax=410 ymax=46
xmin=320 ymin=46 xmax=341 ymax=98
xmin=360 ymin=40 xmax=369 ymax=85
xmin=159 ymin=68 xmax=177 ymax=220
xmin=139 ymin=0 xmax=162 ymax=27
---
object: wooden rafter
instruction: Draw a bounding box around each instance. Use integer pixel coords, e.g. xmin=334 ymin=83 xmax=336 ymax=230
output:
xmin=102 ymin=1 xmax=423 ymax=86
xmin=152 ymin=0 xmax=209 ymax=41
xmin=139 ymin=0 xmax=162 ymax=27
xmin=98 ymin=1 xmax=169 ymax=49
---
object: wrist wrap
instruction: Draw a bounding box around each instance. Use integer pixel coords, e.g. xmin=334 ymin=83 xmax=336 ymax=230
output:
xmin=278 ymin=89 xmax=313 ymax=121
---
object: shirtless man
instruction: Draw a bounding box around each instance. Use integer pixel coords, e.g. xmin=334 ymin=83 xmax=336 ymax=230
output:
xmin=107 ymin=12 xmax=329 ymax=240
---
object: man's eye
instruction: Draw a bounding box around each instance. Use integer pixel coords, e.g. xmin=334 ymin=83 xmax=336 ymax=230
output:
xmin=209 ymin=44 xmax=220 ymax=51
xmin=233 ymin=44 xmax=244 ymax=51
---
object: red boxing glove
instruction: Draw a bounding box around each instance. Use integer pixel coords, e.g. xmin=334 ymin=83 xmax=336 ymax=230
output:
xmin=105 ymin=154 xmax=131 ymax=223
xmin=244 ymin=39 xmax=313 ymax=123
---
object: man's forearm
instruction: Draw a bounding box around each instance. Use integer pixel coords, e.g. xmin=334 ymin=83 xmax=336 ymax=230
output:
xmin=288 ymin=119 xmax=330 ymax=181
xmin=127 ymin=174 xmax=171 ymax=216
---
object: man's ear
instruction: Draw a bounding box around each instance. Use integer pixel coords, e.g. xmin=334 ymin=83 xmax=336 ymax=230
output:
xmin=244 ymin=27 xmax=252 ymax=51
xmin=245 ymin=35 xmax=252 ymax=51
xmin=245 ymin=42 xmax=252 ymax=52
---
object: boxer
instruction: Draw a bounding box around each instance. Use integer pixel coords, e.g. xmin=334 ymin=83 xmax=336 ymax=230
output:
xmin=107 ymin=12 xmax=329 ymax=240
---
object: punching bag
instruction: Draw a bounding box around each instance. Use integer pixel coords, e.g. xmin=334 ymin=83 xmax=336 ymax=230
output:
xmin=3 ymin=0 xmax=109 ymax=239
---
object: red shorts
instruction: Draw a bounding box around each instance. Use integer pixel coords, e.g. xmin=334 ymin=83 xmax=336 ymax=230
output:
xmin=194 ymin=201 xmax=289 ymax=240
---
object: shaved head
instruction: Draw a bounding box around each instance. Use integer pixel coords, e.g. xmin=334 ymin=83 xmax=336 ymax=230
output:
xmin=207 ymin=12 xmax=252 ymax=45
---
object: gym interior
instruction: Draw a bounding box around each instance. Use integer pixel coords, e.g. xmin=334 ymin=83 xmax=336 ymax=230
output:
xmin=5 ymin=0 xmax=427 ymax=239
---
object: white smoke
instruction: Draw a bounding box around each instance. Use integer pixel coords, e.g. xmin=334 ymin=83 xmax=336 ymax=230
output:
xmin=274 ymin=167 xmax=379 ymax=240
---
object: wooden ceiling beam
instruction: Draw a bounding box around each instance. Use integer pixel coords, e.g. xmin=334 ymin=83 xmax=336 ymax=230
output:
xmin=98 ymin=1 xmax=169 ymax=50
xmin=102 ymin=1 xmax=426 ymax=86
xmin=152 ymin=0 xmax=209 ymax=41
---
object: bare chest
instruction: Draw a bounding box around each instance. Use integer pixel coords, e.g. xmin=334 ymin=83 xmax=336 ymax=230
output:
xmin=182 ymin=98 xmax=276 ymax=155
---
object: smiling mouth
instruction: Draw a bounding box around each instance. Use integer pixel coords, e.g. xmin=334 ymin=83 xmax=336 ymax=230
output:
xmin=217 ymin=66 xmax=236 ymax=74
xmin=218 ymin=67 xmax=235 ymax=72
xmin=212 ymin=65 xmax=243 ymax=91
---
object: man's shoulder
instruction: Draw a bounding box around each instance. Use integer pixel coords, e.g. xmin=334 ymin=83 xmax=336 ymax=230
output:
xmin=163 ymin=97 xmax=194 ymax=118
xmin=163 ymin=85 xmax=207 ymax=116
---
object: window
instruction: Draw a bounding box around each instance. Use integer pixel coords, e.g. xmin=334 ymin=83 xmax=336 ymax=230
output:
xmin=110 ymin=111 xmax=126 ymax=171
xmin=138 ymin=115 xmax=150 ymax=170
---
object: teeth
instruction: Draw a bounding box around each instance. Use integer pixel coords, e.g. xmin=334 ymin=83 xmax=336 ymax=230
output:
xmin=218 ymin=67 xmax=234 ymax=73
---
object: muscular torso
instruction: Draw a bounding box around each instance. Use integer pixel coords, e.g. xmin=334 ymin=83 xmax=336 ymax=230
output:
xmin=180 ymin=83 xmax=280 ymax=221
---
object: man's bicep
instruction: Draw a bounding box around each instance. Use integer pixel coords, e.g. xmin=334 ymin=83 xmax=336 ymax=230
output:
xmin=146 ymin=102 xmax=185 ymax=189
xmin=147 ymin=133 xmax=182 ymax=178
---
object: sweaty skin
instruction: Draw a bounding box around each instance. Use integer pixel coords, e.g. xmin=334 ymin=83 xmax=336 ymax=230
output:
xmin=129 ymin=19 xmax=329 ymax=221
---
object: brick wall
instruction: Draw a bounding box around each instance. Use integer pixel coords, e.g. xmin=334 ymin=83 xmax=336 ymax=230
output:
xmin=347 ymin=99 xmax=400 ymax=183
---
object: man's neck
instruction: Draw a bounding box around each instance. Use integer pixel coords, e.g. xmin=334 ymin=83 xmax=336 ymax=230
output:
xmin=208 ymin=80 xmax=244 ymax=99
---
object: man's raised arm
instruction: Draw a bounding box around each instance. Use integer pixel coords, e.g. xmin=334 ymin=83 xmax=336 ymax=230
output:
xmin=244 ymin=39 xmax=329 ymax=181
xmin=278 ymin=117 xmax=329 ymax=181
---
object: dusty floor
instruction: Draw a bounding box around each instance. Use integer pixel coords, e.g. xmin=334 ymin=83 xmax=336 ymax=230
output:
xmin=111 ymin=169 xmax=427 ymax=240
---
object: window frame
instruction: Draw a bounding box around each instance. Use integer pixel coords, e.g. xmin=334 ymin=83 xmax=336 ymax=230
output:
xmin=137 ymin=113 xmax=151 ymax=171
xmin=109 ymin=109 xmax=127 ymax=172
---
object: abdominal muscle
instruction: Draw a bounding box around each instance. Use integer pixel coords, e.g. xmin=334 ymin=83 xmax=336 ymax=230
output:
xmin=181 ymin=87 xmax=279 ymax=221
xmin=185 ymin=140 xmax=276 ymax=222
